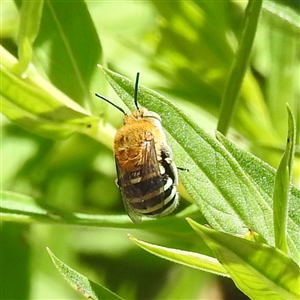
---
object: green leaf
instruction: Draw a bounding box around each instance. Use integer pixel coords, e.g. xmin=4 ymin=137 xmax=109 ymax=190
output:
xmin=187 ymin=219 xmax=300 ymax=300
xmin=262 ymin=1 xmax=300 ymax=36
xmin=98 ymin=66 xmax=300 ymax=264
xmin=33 ymin=0 xmax=103 ymax=107
xmin=1 ymin=46 xmax=99 ymax=140
xmin=217 ymin=0 xmax=262 ymax=135
xmin=1 ymin=0 xmax=106 ymax=141
xmin=260 ymin=3 xmax=299 ymax=139
xmin=0 ymin=190 xmax=132 ymax=227
xmin=0 ymin=190 xmax=199 ymax=236
xmin=128 ymin=234 xmax=228 ymax=277
xmin=150 ymin=0 xmax=234 ymax=111
xmin=16 ymin=1 xmax=44 ymax=75
xmin=46 ymin=247 xmax=123 ymax=300
xmin=216 ymin=132 xmax=300 ymax=264
xmin=273 ymin=105 xmax=296 ymax=253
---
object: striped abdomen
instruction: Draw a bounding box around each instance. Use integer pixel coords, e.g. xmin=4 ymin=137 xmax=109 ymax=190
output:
xmin=123 ymin=171 xmax=178 ymax=217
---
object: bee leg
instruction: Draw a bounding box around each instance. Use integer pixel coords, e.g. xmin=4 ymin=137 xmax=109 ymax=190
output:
xmin=177 ymin=166 xmax=189 ymax=172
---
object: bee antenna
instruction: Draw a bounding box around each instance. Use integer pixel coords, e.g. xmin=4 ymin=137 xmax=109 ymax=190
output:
xmin=95 ymin=93 xmax=127 ymax=115
xmin=134 ymin=72 xmax=140 ymax=110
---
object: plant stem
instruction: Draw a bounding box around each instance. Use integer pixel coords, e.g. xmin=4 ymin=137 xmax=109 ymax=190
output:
xmin=217 ymin=0 xmax=262 ymax=135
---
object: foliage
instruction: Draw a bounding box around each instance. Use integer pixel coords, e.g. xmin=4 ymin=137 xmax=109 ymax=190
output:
xmin=1 ymin=0 xmax=299 ymax=299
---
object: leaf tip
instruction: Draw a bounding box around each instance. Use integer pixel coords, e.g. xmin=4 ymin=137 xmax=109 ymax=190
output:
xmin=186 ymin=217 xmax=196 ymax=226
xmin=46 ymin=247 xmax=57 ymax=265
xmin=186 ymin=218 xmax=202 ymax=233
xmin=127 ymin=234 xmax=135 ymax=241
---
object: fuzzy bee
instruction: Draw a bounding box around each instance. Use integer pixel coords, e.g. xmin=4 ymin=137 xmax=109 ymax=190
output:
xmin=95 ymin=73 xmax=179 ymax=223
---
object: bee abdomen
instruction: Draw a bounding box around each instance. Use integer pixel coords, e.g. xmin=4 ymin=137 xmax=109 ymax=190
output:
xmin=124 ymin=175 xmax=178 ymax=217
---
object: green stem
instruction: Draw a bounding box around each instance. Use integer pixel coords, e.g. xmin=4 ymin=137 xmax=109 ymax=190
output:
xmin=217 ymin=0 xmax=262 ymax=135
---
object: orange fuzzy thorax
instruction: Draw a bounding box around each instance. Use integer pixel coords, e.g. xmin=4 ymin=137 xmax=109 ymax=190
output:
xmin=114 ymin=108 xmax=165 ymax=172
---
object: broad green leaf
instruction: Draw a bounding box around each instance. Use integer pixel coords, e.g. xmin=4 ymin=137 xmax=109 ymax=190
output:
xmin=188 ymin=219 xmax=300 ymax=300
xmin=1 ymin=46 xmax=99 ymax=139
xmin=217 ymin=0 xmax=262 ymax=135
xmin=47 ymin=247 xmax=123 ymax=300
xmin=98 ymin=67 xmax=300 ymax=264
xmin=128 ymin=234 xmax=228 ymax=277
xmin=216 ymin=132 xmax=300 ymax=264
xmin=273 ymin=105 xmax=296 ymax=253
xmin=32 ymin=0 xmax=103 ymax=108
xmin=0 ymin=190 xmax=200 ymax=236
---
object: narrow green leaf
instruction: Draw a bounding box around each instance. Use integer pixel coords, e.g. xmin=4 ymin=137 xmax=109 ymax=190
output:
xmin=187 ymin=219 xmax=300 ymax=300
xmin=46 ymin=247 xmax=123 ymax=300
xmin=217 ymin=0 xmax=262 ymax=135
xmin=128 ymin=234 xmax=228 ymax=277
xmin=0 ymin=190 xmax=133 ymax=227
xmin=273 ymin=105 xmax=296 ymax=253
xmin=16 ymin=0 xmax=44 ymax=75
xmin=0 ymin=190 xmax=198 ymax=236
xmin=98 ymin=66 xmax=300 ymax=263
xmin=1 ymin=46 xmax=99 ymax=139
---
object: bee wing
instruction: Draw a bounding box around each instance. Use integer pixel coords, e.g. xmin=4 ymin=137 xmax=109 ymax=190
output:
xmin=140 ymin=138 xmax=161 ymax=177
xmin=115 ymin=138 xmax=165 ymax=223
xmin=115 ymin=159 xmax=142 ymax=223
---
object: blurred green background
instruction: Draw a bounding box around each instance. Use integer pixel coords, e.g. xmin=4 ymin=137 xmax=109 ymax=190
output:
xmin=1 ymin=0 xmax=299 ymax=299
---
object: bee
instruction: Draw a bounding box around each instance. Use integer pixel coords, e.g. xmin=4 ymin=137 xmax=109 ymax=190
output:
xmin=95 ymin=73 xmax=179 ymax=223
